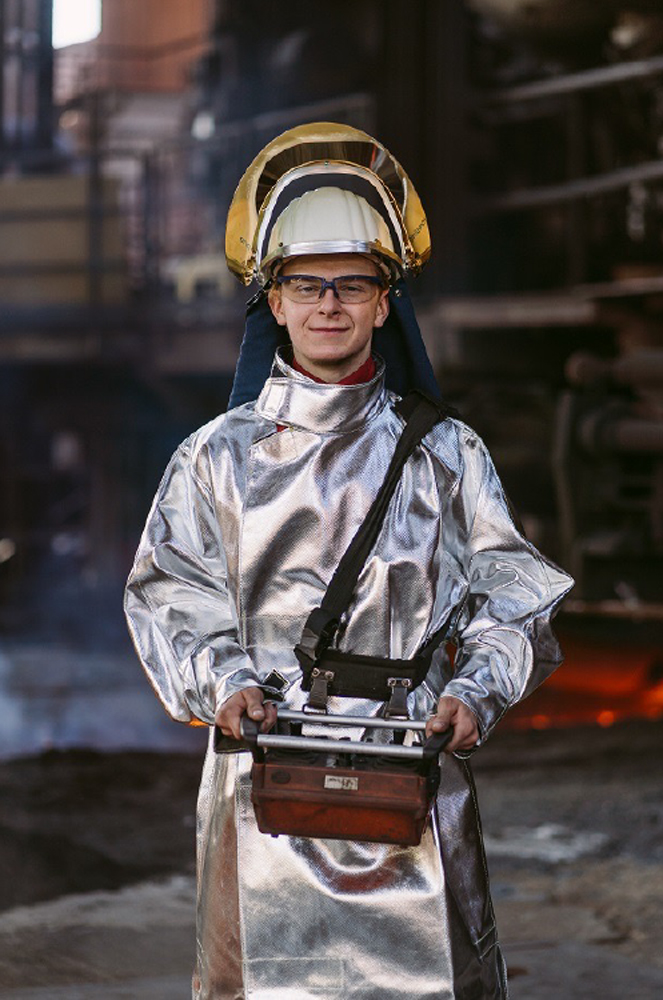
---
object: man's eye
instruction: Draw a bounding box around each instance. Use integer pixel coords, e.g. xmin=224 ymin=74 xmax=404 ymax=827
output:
xmin=292 ymin=281 xmax=319 ymax=295
xmin=338 ymin=281 xmax=367 ymax=294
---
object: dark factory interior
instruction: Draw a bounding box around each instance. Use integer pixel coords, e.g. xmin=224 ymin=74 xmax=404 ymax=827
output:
xmin=0 ymin=2 xmax=662 ymax=998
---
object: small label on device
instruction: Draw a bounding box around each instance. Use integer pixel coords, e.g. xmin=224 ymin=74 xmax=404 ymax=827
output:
xmin=324 ymin=774 xmax=359 ymax=792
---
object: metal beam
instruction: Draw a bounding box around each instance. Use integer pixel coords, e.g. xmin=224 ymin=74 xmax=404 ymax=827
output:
xmin=429 ymin=293 xmax=597 ymax=329
xmin=563 ymin=599 xmax=663 ymax=621
xmin=480 ymin=53 xmax=663 ymax=106
xmin=479 ymin=157 xmax=663 ymax=213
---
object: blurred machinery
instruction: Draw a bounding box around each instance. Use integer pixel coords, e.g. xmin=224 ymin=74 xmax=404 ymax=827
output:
xmin=556 ymin=345 xmax=663 ymax=605
xmin=467 ymin=0 xmax=659 ymax=44
xmin=2 ymin=0 xmax=663 ymax=644
xmin=0 ymin=0 xmax=53 ymax=156
xmin=456 ymin=0 xmax=663 ymax=611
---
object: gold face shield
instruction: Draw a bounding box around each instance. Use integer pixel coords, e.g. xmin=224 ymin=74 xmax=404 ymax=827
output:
xmin=225 ymin=122 xmax=431 ymax=285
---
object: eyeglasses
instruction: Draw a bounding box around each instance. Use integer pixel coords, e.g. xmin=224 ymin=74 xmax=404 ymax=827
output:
xmin=275 ymin=274 xmax=385 ymax=304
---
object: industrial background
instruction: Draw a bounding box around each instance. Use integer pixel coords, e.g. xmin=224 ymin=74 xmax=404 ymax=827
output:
xmin=0 ymin=2 xmax=662 ymax=998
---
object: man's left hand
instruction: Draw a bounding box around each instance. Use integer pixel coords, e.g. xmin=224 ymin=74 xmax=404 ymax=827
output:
xmin=425 ymin=695 xmax=479 ymax=752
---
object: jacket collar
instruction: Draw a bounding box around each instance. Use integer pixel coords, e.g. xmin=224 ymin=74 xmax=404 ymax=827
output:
xmin=254 ymin=348 xmax=389 ymax=433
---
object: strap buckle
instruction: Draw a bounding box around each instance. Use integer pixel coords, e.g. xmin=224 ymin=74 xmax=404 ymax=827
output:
xmin=385 ymin=677 xmax=412 ymax=719
xmin=296 ymin=613 xmax=339 ymax=664
xmin=305 ymin=667 xmax=335 ymax=713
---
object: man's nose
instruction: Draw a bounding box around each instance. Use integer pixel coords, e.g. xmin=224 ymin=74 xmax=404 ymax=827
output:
xmin=317 ymin=286 xmax=340 ymax=310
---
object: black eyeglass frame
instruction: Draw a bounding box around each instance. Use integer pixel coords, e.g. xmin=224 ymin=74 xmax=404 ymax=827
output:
xmin=274 ymin=273 xmax=386 ymax=302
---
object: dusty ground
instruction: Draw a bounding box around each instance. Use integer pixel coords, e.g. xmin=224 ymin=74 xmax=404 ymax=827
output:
xmin=0 ymin=718 xmax=661 ymax=998
xmin=473 ymin=720 xmax=663 ymax=998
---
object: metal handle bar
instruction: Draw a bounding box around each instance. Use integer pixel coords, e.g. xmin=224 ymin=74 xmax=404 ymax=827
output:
xmin=240 ymin=715 xmax=452 ymax=760
xmin=276 ymin=708 xmax=428 ymax=732
xmin=257 ymin=733 xmax=425 ymax=759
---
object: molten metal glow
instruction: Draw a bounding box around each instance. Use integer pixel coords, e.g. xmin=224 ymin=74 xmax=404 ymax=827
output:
xmin=504 ymin=633 xmax=663 ymax=730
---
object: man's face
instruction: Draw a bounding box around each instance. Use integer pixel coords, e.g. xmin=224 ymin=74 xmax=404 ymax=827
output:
xmin=268 ymin=254 xmax=389 ymax=381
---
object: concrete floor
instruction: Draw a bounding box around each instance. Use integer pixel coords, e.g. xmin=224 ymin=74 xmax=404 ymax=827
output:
xmin=0 ymin=861 xmax=662 ymax=999
xmin=0 ymin=719 xmax=661 ymax=999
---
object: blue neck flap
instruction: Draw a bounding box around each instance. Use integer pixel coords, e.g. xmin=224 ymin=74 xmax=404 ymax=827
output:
xmin=227 ymin=278 xmax=441 ymax=409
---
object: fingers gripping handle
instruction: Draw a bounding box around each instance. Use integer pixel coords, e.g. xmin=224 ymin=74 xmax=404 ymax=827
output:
xmin=213 ymin=715 xmax=261 ymax=755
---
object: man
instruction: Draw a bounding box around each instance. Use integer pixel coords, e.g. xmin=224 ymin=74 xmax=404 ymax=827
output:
xmin=125 ymin=123 xmax=573 ymax=999
xmin=218 ymin=250 xmax=479 ymax=753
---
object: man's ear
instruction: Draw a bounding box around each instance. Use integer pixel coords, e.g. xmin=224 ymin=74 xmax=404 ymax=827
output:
xmin=268 ymin=287 xmax=287 ymax=327
xmin=373 ymin=290 xmax=390 ymax=329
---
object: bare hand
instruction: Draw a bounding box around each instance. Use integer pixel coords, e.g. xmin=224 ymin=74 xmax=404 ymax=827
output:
xmin=425 ymin=695 xmax=479 ymax=752
xmin=215 ymin=687 xmax=278 ymax=741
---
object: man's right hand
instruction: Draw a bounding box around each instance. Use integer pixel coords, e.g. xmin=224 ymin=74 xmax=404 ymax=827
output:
xmin=215 ymin=687 xmax=278 ymax=741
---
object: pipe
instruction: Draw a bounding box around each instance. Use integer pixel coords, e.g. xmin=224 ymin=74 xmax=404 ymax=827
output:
xmin=579 ymin=412 xmax=663 ymax=454
xmin=606 ymin=418 xmax=663 ymax=454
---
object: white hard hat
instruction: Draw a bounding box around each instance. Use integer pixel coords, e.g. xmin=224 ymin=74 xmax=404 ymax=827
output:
xmin=255 ymin=175 xmax=403 ymax=283
xmin=262 ymin=187 xmax=395 ymax=281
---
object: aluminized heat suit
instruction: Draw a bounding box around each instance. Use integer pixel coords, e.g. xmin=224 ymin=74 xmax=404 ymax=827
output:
xmin=125 ymin=349 xmax=573 ymax=1000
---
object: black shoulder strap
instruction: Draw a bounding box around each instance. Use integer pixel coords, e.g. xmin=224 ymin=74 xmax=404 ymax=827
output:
xmin=297 ymin=391 xmax=452 ymax=661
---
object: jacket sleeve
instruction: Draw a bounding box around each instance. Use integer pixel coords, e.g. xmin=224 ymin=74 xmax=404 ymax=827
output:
xmin=440 ymin=427 xmax=574 ymax=744
xmin=124 ymin=438 xmax=260 ymax=726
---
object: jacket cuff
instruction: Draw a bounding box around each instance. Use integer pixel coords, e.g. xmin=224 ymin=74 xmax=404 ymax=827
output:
xmin=439 ymin=679 xmax=509 ymax=748
xmin=214 ymin=666 xmax=264 ymax=713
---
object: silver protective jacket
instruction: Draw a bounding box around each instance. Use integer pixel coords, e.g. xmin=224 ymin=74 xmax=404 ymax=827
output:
xmin=125 ymin=351 xmax=573 ymax=1000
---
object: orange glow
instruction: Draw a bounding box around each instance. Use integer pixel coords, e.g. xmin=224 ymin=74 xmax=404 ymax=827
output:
xmin=542 ymin=639 xmax=653 ymax=696
xmin=502 ymin=632 xmax=663 ymax=732
xmin=642 ymin=682 xmax=663 ymax=719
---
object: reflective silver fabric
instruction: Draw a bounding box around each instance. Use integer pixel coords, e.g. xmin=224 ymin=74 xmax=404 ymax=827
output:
xmin=125 ymin=350 xmax=573 ymax=999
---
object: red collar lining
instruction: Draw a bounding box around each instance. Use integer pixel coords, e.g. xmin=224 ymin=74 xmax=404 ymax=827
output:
xmin=291 ymin=355 xmax=376 ymax=385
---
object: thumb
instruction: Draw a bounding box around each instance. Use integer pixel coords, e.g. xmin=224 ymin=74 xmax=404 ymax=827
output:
xmin=428 ymin=697 xmax=456 ymax=733
xmin=243 ymin=688 xmax=265 ymax=719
